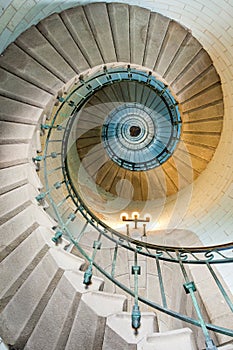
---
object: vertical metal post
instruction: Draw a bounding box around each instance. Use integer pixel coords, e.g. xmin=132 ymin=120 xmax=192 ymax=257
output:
xmin=76 ymin=221 xmax=89 ymax=243
xmin=206 ymin=262 xmax=233 ymax=312
xmin=131 ymin=250 xmax=141 ymax=331
xmin=83 ymin=233 xmax=102 ymax=287
xmin=177 ymin=253 xmax=217 ymax=350
xmin=155 ymin=256 xmax=167 ymax=308
xmin=111 ymin=244 xmax=118 ymax=278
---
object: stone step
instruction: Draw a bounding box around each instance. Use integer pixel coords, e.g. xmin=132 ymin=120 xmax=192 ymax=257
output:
xmin=108 ymin=3 xmax=130 ymax=63
xmin=83 ymin=99 xmax=112 ymax=118
xmin=129 ymin=5 xmax=150 ymax=66
xmin=38 ymin=226 xmax=71 ymax=250
xmin=49 ymin=247 xmax=85 ymax=271
xmin=0 ymin=67 xmax=52 ymax=109
xmin=0 ymin=144 xmax=30 ymax=168
xmin=37 ymin=13 xmax=89 ymax=74
xmin=178 ymin=66 xmax=220 ymax=103
xmin=60 ymin=6 xmax=103 ymax=67
xmin=0 ymin=164 xmax=42 ymax=195
xmin=171 ymin=50 xmax=212 ymax=93
xmin=83 ymin=3 xmax=116 ymax=63
xmin=155 ymin=20 xmax=187 ymax=77
xmin=77 ymin=138 xmax=103 ymax=159
xmin=64 ymin=270 xmax=104 ymax=294
xmin=65 ymin=291 xmax=127 ymax=350
xmin=0 ymin=43 xmax=63 ymax=95
xmin=0 ymin=164 xmax=29 ymax=195
xmin=96 ymin=162 xmax=119 ymax=192
xmin=181 ymin=85 xmax=222 ymax=113
xmin=0 ymin=228 xmax=50 ymax=312
xmin=0 ymin=251 xmax=64 ymax=348
xmin=137 ymin=328 xmax=197 ymax=350
xmin=0 ymin=247 xmax=98 ymax=349
xmin=77 ymin=116 xmax=104 ymax=130
xmin=102 ymin=312 xmax=158 ymax=350
xmin=24 ymin=270 xmax=104 ymax=350
xmin=16 ymin=26 xmax=75 ymax=83
xmin=0 ymin=183 xmax=36 ymax=225
xmin=164 ymin=35 xmax=202 ymax=84
xmin=0 ymin=205 xmax=39 ymax=262
xmin=143 ymin=12 xmax=170 ymax=70
xmin=0 ymin=121 xmax=35 ymax=144
xmin=0 ymin=95 xmax=43 ymax=125
xmin=91 ymin=87 xmax=120 ymax=108
xmin=109 ymin=83 xmax=125 ymax=103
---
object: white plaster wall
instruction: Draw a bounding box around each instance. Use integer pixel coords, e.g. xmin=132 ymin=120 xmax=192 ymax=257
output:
xmin=0 ymin=0 xmax=232 ymax=286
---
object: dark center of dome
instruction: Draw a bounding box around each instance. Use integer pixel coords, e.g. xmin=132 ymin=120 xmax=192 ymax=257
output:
xmin=102 ymin=98 xmax=181 ymax=171
xmin=130 ymin=125 xmax=141 ymax=137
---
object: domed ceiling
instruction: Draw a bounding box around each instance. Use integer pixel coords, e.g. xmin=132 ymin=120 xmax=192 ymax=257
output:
xmin=64 ymin=64 xmax=222 ymax=228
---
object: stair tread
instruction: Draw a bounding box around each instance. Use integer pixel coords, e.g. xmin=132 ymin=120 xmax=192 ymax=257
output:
xmin=61 ymin=6 xmax=103 ymax=67
xmin=37 ymin=14 xmax=89 ymax=74
xmin=129 ymin=5 xmax=150 ymax=66
xmin=155 ymin=20 xmax=187 ymax=76
xmin=143 ymin=12 xmax=170 ymax=70
xmin=104 ymin=312 xmax=158 ymax=345
xmin=0 ymin=43 xmax=63 ymax=94
xmin=0 ymin=164 xmax=29 ymax=195
xmin=65 ymin=291 xmax=127 ymax=350
xmin=0 ymin=183 xmax=35 ymax=224
xmin=24 ymin=273 xmax=79 ymax=350
xmin=84 ymin=3 xmax=116 ymax=63
xmin=49 ymin=247 xmax=85 ymax=271
xmin=0 ymin=205 xmax=42 ymax=259
xmin=0 ymin=144 xmax=30 ymax=168
xmin=138 ymin=328 xmax=197 ymax=350
xmin=0 ymin=121 xmax=35 ymax=144
xmin=0 ymin=95 xmax=43 ymax=125
xmin=64 ymin=270 xmax=104 ymax=293
xmin=16 ymin=26 xmax=75 ymax=83
xmin=0 ymin=228 xmax=49 ymax=300
xmin=108 ymin=3 xmax=130 ymax=62
xmin=0 ymin=67 xmax=52 ymax=108
xmin=81 ymin=291 xmax=127 ymax=317
xmin=0 ymin=252 xmax=62 ymax=345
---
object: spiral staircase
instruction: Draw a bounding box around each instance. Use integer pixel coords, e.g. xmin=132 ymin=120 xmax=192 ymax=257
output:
xmin=0 ymin=2 xmax=233 ymax=350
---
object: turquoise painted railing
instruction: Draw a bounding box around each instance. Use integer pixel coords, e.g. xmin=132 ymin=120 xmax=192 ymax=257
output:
xmin=35 ymin=66 xmax=233 ymax=350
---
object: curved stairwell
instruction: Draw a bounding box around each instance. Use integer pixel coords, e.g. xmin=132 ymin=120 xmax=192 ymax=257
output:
xmin=0 ymin=3 xmax=232 ymax=350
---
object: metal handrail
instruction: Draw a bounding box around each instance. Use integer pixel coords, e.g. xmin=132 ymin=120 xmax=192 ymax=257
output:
xmin=38 ymin=65 xmax=233 ymax=349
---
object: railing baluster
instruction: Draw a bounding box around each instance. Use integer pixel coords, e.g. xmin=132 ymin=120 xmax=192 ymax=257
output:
xmin=131 ymin=250 xmax=141 ymax=332
xmin=111 ymin=244 xmax=118 ymax=278
xmin=76 ymin=221 xmax=89 ymax=243
xmin=177 ymin=253 xmax=218 ymax=350
xmin=57 ymin=195 xmax=70 ymax=208
xmin=155 ymin=255 xmax=167 ymax=309
xmin=39 ymin=65 xmax=233 ymax=345
xmin=206 ymin=262 xmax=233 ymax=313
xmin=83 ymin=233 xmax=102 ymax=286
